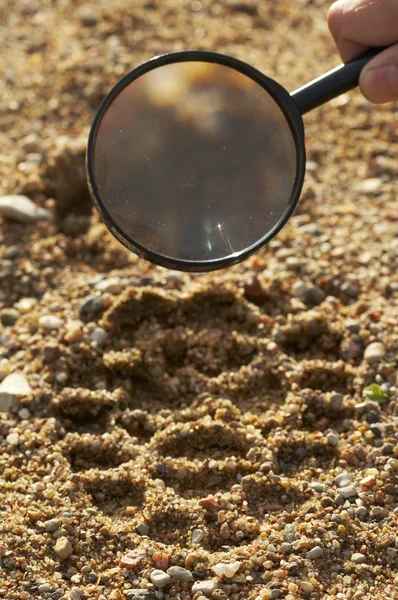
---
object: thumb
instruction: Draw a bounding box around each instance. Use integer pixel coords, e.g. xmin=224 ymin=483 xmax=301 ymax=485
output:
xmin=359 ymin=44 xmax=398 ymax=104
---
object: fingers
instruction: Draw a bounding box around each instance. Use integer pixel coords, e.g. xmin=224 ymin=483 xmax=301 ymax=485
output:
xmin=359 ymin=43 xmax=398 ymax=103
xmin=328 ymin=0 xmax=398 ymax=62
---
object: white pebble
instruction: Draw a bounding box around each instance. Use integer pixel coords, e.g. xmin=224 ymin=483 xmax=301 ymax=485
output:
xmin=306 ymin=546 xmax=323 ymax=560
xmin=90 ymin=328 xmax=108 ymax=345
xmin=212 ymin=561 xmax=241 ymax=577
xmin=191 ymin=529 xmax=205 ymax=544
xmin=364 ymin=342 xmax=386 ymax=364
xmin=150 ymin=569 xmax=171 ymax=588
xmin=18 ymin=408 xmax=30 ymax=419
xmin=39 ymin=315 xmax=63 ymax=330
xmin=6 ymin=432 xmax=19 ymax=446
xmin=327 ymin=432 xmax=340 ymax=446
xmin=0 ymin=372 xmax=31 ymax=412
xmin=334 ymin=472 xmax=352 ymax=487
xmin=351 ymin=552 xmax=367 ymax=564
xmin=0 ymin=195 xmax=51 ymax=223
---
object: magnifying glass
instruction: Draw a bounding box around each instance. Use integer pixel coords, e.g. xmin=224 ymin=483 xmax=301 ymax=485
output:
xmin=86 ymin=47 xmax=388 ymax=272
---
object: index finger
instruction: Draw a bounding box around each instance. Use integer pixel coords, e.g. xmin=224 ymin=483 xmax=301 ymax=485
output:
xmin=328 ymin=0 xmax=398 ymax=62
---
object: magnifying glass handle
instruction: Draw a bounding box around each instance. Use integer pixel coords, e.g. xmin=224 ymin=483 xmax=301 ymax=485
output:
xmin=291 ymin=46 xmax=390 ymax=115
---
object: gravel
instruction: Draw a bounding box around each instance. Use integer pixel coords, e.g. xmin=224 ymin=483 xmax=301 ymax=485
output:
xmin=364 ymin=342 xmax=386 ymax=364
xmin=1 ymin=1 xmax=397 ymax=599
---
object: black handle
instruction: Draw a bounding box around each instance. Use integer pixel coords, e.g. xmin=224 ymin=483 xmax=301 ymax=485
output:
xmin=291 ymin=47 xmax=388 ymax=115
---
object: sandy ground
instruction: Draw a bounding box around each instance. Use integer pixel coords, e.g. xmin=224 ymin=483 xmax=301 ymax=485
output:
xmin=0 ymin=1 xmax=397 ymax=599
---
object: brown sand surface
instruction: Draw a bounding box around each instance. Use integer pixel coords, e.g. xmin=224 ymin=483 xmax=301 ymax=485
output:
xmin=0 ymin=1 xmax=398 ymax=599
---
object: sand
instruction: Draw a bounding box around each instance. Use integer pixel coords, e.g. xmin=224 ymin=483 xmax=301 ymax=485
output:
xmin=0 ymin=1 xmax=397 ymax=599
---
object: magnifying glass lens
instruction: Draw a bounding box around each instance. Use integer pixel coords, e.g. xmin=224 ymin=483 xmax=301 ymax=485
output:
xmin=92 ymin=61 xmax=298 ymax=266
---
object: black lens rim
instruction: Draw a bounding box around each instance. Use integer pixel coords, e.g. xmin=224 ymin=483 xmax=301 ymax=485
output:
xmin=86 ymin=50 xmax=306 ymax=272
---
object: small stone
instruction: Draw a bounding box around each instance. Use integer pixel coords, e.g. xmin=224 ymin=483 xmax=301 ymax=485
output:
xmin=136 ymin=522 xmax=150 ymax=536
xmin=326 ymin=432 xmax=340 ymax=446
xmin=339 ymin=485 xmax=357 ymax=499
xmin=191 ymin=581 xmax=220 ymax=597
xmin=150 ymin=570 xmax=171 ymax=588
xmin=212 ymin=561 xmax=241 ymax=577
xmin=0 ymin=308 xmax=20 ymax=326
xmin=370 ymin=506 xmax=388 ymax=520
xmin=310 ymin=483 xmax=324 ymax=493
xmin=306 ymin=546 xmax=323 ymax=560
xmin=166 ymin=566 xmax=193 ymax=582
xmin=54 ymin=537 xmax=73 ymax=560
xmin=360 ymin=475 xmax=376 ymax=487
xmin=124 ymin=591 xmax=155 ymax=600
xmin=0 ymin=195 xmax=51 ymax=223
xmin=18 ymin=408 xmax=30 ymax=419
xmin=341 ymin=282 xmax=360 ymax=297
xmin=191 ymin=529 xmax=205 ymax=544
xmin=0 ymin=372 xmax=31 ymax=412
xmin=6 ymin=432 xmax=19 ymax=446
xmin=15 ymin=297 xmax=37 ymax=313
xmin=364 ymin=342 xmax=386 ymax=364
xmin=79 ymin=294 xmax=104 ymax=319
xmin=38 ymin=584 xmax=53 ymax=593
xmin=120 ymin=550 xmax=146 ymax=569
xmin=334 ymin=472 xmax=352 ymax=487
xmin=39 ymin=315 xmax=63 ymax=330
xmin=355 ymin=507 xmax=367 ymax=519
xmin=291 ymin=280 xmax=307 ymax=298
xmin=198 ymin=495 xmax=219 ymax=510
xmin=300 ymin=581 xmax=314 ymax=593
xmin=96 ymin=277 xmax=122 ymax=295
xmin=280 ymin=543 xmax=291 ymax=554
xmin=53 ymin=528 xmax=68 ymax=539
xmin=351 ymin=552 xmax=367 ymax=564
xmin=90 ymin=328 xmax=108 ymax=345
xmin=69 ymin=590 xmax=82 ymax=600
xmin=44 ymin=518 xmax=61 ymax=532
xmin=330 ymin=393 xmax=343 ymax=410
xmin=283 ymin=524 xmax=297 ymax=543
xmin=355 ymin=177 xmax=382 ymax=194
xmin=77 ymin=5 xmax=98 ymax=26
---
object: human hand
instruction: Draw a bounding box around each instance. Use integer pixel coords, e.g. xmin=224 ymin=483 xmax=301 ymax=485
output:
xmin=327 ymin=0 xmax=398 ymax=103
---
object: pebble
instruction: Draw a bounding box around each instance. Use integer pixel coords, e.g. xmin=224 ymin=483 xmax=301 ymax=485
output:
xmin=212 ymin=561 xmax=241 ymax=577
xmin=0 ymin=372 xmax=31 ymax=412
xmin=300 ymin=581 xmax=314 ymax=593
xmin=351 ymin=552 xmax=367 ymax=564
xmin=269 ymin=591 xmax=281 ymax=599
xmin=334 ymin=472 xmax=352 ymax=487
xmin=330 ymin=393 xmax=343 ymax=410
xmin=310 ymin=482 xmax=324 ymax=492
xmin=355 ymin=177 xmax=383 ymax=194
xmin=191 ymin=528 xmax=205 ymax=544
xmin=18 ymin=408 xmax=30 ymax=419
xmin=306 ymin=546 xmax=323 ymax=560
xmin=38 ymin=584 xmax=53 ymax=593
xmin=44 ymin=519 xmax=61 ymax=532
xmin=77 ymin=5 xmax=98 ymax=26
xmin=166 ymin=566 xmax=193 ymax=582
xmin=191 ymin=581 xmax=220 ymax=596
xmin=355 ymin=507 xmax=367 ymax=518
xmin=370 ymin=506 xmax=388 ymax=520
xmin=124 ymin=592 xmax=155 ymax=600
xmin=360 ymin=475 xmax=376 ymax=487
xmin=136 ymin=522 xmax=150 ymax=536
xmin=39 ymin=315 xmax=63 ymax=329
xmin=95 ymin=277 xmax=122 ymax=294
xmin=79 ymin=294 xmax=104 ymax=318
xmin=54 ymin=537 xmax=73 ymax=560
xmin=339 ymin=485 xmax=357 ymax=499
xmin=150 ymin=570 xmax=171 ymax=588
xmin=90 ymin=327 xmax=108 ymax=345
xmin=364 ymin=342 xmax=386 ymax=364
xmin=69 ymin=590 xmax=82 ymax=600
xmin=6 ymin=432 xmax=19 ymax=446
xmin=0 ymin=195 xmax=51 ymax=223
xmin=326 ymin=432 xmax=340 ymax=446
xmin=0 ymin=308 xmax=20 ymax=326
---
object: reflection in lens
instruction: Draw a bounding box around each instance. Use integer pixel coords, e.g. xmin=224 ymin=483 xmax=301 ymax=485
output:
xmin=93 ymin=61 xmax=297 ymax=263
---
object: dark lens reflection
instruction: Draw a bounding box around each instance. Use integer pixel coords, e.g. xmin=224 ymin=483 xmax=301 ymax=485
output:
xmin=93 ymin=61 xmax=297 ymax=263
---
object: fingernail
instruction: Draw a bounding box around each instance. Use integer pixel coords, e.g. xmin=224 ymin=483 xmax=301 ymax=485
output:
xmin=361 ymin=64 xmax=398 ymax=103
